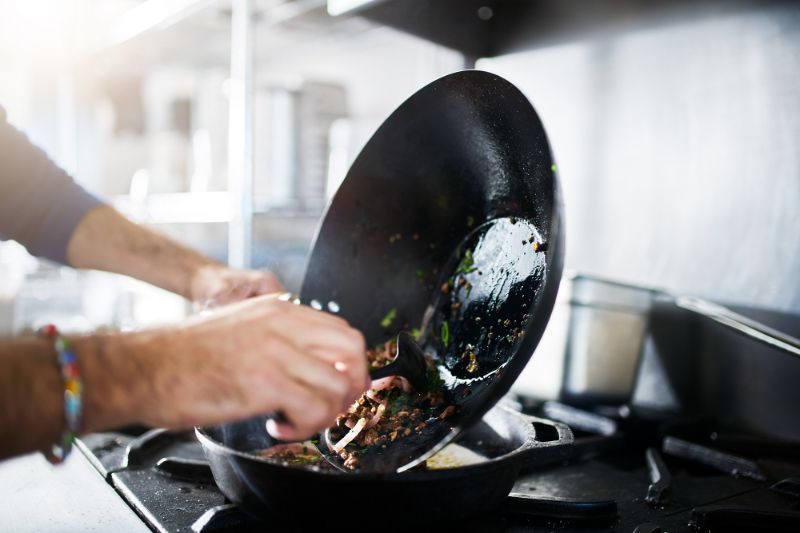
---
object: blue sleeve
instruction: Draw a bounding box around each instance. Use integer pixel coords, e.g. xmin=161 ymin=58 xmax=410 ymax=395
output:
xmin=0 ymin=105 xmax=105 ymax=265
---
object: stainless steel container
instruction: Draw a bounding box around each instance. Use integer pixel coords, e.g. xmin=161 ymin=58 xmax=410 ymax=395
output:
xmin=512 ymin=273 xmax=657 ymax=405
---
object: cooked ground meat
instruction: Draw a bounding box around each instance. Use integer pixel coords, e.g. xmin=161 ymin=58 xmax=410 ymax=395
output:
xmin=255 ymin=336 xmax=456 ymax=472
xmin=327 ymin=336 xmax=454 ymax=470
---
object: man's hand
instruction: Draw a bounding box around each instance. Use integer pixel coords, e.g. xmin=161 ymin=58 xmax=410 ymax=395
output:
xmin=79 ymin=295 xmax=369 ymax=442
xmin=189 ymin=265 xmax=284 ymax=310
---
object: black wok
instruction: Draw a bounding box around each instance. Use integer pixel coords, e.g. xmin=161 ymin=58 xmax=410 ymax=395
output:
xmin=199 ymin=69 xmax=565 ymax=521
xmin=301 ymin=69 xmax=564 ymax=470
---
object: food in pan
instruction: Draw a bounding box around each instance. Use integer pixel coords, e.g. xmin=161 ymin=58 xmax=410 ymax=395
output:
xmin=327 ymin=336 xmax=455 ymax=470
xmin=424 ymin=443 xmax=486 ymax=469
xmin=255 ymin=335 xmax=457 ymax=471
xmin=256 ymin=438 xmax=486 ymax=471
xmin=257 ymin=441 xmax=328 ymax=468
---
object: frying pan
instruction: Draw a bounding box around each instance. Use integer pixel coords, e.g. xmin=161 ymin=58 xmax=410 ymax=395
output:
xmin=197 ymin=405 xmax=572 ymax=528
xmin=198 ymin=69 xmax=565 ymax=518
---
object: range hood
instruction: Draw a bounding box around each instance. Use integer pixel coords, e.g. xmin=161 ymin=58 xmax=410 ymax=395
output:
xmin=327 ymin=0 xmax=775 ymax=58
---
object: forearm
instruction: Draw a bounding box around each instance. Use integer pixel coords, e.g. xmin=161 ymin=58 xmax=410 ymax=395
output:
xmin=66 ymin=206 xmax=218 ymax=300
xmin=0 ymin=296 xmax=369 ymax=460
xmin=0 ymin=333 xmax=149 ymax=460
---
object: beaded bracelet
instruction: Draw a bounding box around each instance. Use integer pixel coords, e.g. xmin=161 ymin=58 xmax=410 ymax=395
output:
xmin=38 ymin=324 xmax=83 ymax=464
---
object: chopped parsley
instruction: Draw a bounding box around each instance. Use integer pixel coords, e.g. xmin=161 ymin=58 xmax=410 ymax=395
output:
xmin=416 ymin=269 xmax=426 ymax=281
xmin=380 ymin=308 xmax=397 ymax=328
xmin=410 ymin=327 xmax=422 ymax=340
xmin=466 ymin=215 xmax=475 ymax=227
xmin=426 ymin=367 xmax=444 ymax=391
xmin=389 ymin=392 xmax=410 ymax=415
xmin=441 ymin=321 xmax=450 ymax=348
xmin=289 ymin=455 xmax=321 ymax=465
xmin=455 ymin=249 xmax=477 ymax=275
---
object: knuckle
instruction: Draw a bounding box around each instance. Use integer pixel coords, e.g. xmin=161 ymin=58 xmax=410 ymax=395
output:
xmin=306 ymin=399 xmax=332 ymax=428
xmin=347 ymin=328 xmax=366 ymax=350
xmin=326 ymin=372 xmax=349 ymax=397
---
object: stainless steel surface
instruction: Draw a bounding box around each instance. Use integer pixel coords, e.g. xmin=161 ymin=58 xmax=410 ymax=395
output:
xmin=227 ymin=0 xmax=255 ymax=268
xmin=514 ymin=273 xmax=656 ymax=405
xmin=676 ymin=296 xmax=800 ymax=359
xmin=635 ymin=298 xmax=800 ymax=439
xmin=0 ymin=451 xmax=149 ymax=533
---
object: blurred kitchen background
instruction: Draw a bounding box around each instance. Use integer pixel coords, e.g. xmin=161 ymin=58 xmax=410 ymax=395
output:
xmin=0 ymin=0 xmax=798 ymax=336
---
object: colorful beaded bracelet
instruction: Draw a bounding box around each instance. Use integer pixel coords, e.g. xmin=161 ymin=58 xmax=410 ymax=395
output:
xmin=38 ymin=324 xmax=82 ymax=464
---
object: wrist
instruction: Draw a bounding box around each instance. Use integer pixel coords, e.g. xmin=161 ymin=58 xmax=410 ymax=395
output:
xmin=187 ymin=262 xmax=225 ymax=303
xmin=70 ymin=331 xmax=157 ymax=433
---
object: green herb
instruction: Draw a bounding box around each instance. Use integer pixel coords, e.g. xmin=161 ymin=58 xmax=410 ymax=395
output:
xmin=466 ymin=283 xmax=473 ymax=299
xmin=380 ymin=308 xmax=397 ymax=328
xmin=410 ymin=328 xmax=422 ymax=340
xmin=390 ymin=392 xmax=410 ymax=415
xmin=466 ymin=215 xmax=475 ymax=227
xmin=290 ymin=455 xmax=321 ymax=465
xmin=441 ymin=321 xmax=450 ymax=348
xmin=416 ymin=269 xmax=426 ymax=281
xmin=455 ymin=249 xmax=477 ymax=275
xmin=550 ymin=163 xmax=558 ymax=172
xmin=426 ymin=367 xmax=444 ymax=391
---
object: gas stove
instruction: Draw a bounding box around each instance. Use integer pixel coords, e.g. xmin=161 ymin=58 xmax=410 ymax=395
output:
xmin=74 ymin=294 xmax=800 ymax=532
xmin=75 ymin=399 xmax=800 ymax=533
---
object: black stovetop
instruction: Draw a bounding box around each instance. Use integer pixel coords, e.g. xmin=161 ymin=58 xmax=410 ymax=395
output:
xmin=76 ymin=401 xmax=800 ymax=533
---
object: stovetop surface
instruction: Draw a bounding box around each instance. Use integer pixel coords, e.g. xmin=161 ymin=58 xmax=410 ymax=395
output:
xmin=76 ymin=402 xmax=800 ymax=533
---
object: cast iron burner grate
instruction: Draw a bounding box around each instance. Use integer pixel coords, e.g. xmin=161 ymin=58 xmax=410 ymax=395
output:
xmin=76 ymin=402 xmax=800 ymax=533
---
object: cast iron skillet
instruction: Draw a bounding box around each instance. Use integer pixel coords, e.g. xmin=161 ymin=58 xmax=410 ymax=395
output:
xmin=196 ymin=406 xmax=572 ymax=528
xmin=198 ymin=69 xmax=565 ymax=519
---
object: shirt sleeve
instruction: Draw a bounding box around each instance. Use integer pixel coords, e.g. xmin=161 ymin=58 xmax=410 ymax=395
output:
xmin=0 ymin=105 xmax=105 ymax=265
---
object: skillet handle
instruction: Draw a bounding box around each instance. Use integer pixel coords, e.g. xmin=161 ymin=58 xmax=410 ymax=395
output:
xmin=515 ymin=414 xmax=574 ymax=469
xmin=368 ymin=363 xmax=396 ymax=381
xmin=674 ymin=296 xmax=800 ymax=360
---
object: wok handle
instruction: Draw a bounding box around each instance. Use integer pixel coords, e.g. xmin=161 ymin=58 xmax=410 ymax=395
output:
xmin=368 ymin=362 xmax=397 ymax=381
xmin=674 ymin=297 xmax=800 ymax=360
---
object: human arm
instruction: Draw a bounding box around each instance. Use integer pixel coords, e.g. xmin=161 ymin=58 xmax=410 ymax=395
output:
xmin=65 ymin=205 xmax=283 ymax=306
xmin=0 ymin=295 xmax=369 ymax=461
xmin=0 ymin=106 xmax=280 ymax=305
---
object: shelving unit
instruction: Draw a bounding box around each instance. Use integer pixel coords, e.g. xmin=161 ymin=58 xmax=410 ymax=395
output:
xmin=88 ymin=0 xmax=359 ymax=268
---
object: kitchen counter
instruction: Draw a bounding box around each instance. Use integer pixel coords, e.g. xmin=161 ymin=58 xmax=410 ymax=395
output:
xmin=0 ymin=450 xmax=149 ymax=532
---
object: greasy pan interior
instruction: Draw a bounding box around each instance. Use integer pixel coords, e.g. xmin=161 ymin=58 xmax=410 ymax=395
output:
xmin=300 ymin=69 xmax=564 ymax=467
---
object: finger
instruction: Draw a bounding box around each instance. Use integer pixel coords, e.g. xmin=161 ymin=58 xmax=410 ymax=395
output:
xmin=277 ymin=323 xmax=367 ymax=396
xmin=264 ymin=379 xmax=335 ymax=440
xmin=280 ymin=303 xmax=352 ymax=330
xmin=250 ymin=273 xmax=284 ymax=295
xmin=307 ymin=346 xmax=369 ymax=404
xmin=277 ymin=308 xmax=365 ymax=354
xmin=276 ymin=342 xmax=354 ymax=413
xmin=199 ymin=285 xmax=243 ymax=309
